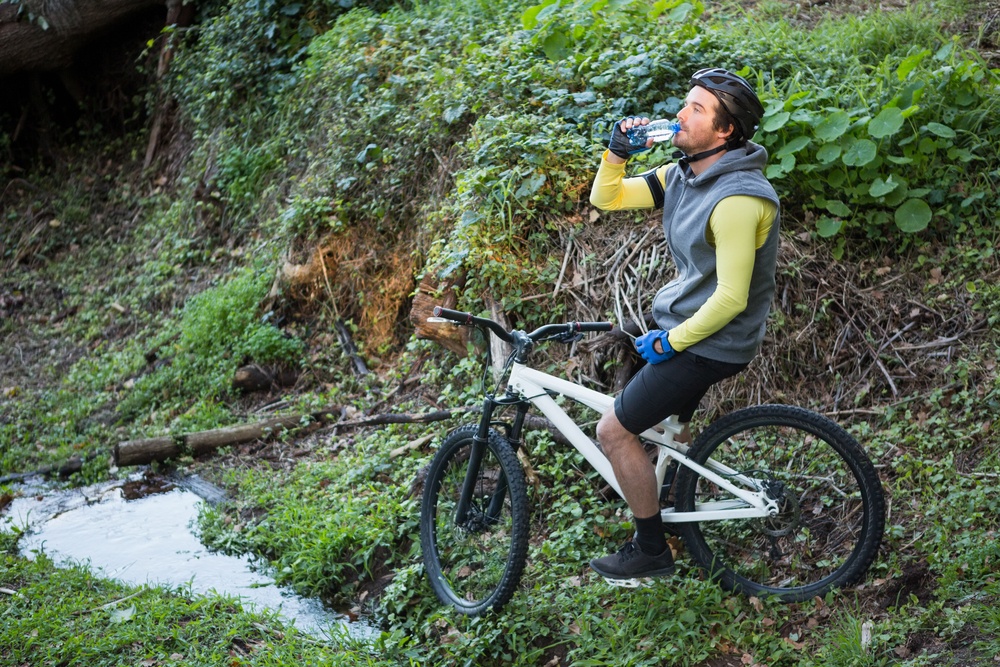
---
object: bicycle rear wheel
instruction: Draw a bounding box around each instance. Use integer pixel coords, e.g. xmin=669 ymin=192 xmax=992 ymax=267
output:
xmin=420 ymin=424 xmax=529 ymax=615
xmin=674 ymin=405 xmax=885 ymax=602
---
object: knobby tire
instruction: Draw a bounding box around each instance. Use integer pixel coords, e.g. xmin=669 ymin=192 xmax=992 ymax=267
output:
xmin=420 ymin=424 xmax=530 ymax=615
xmin=674 ymin=405 xmax=885 ymax=602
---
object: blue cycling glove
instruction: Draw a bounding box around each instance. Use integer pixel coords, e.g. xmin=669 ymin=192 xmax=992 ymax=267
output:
xmin=608 ymin=116 xmax=650 ymax=160
xmin=634 ymin=329 xmax=675 ymax=364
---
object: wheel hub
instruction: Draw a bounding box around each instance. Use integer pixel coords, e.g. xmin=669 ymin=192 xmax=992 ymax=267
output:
xmin=759 ymin=482 xmax=801 ymax=537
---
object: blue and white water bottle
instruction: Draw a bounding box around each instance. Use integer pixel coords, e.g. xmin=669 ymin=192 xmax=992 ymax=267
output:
xmin=626 ymin=120 xmax=680 ymax=148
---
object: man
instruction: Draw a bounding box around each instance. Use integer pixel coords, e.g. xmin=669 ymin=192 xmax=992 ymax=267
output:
xmin=588 ymin=68 xmax=780 ymax=580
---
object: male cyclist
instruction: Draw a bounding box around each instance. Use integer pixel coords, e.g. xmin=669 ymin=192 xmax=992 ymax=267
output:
xmin=588 ymin=68 xmax=780 ymax=580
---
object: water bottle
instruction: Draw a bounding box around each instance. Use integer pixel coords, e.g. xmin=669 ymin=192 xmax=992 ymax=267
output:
xmin=627 ymin=120 xmax=680 ymax=148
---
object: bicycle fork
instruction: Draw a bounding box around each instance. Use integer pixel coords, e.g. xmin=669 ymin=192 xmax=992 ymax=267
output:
xmin=453 ymin=395 xmax=525 ymax=526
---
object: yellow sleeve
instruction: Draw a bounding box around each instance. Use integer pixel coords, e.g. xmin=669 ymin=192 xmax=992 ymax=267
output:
xmin=667 ymin=196 xmax=777 ymax=351
xmin=589 ymin=150 xmax=669 ymax=210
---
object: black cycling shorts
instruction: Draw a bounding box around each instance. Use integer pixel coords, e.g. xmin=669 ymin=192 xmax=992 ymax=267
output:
xmin=614 ymin=351 xmax=748 ymax=434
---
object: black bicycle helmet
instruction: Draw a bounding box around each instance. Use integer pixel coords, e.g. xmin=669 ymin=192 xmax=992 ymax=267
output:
xmin=690 ymin=68 xmax=764 ymax=145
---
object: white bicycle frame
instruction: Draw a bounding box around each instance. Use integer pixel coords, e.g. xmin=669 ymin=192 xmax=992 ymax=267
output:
xmin=506 ymin=361 xmax=781 ymax=523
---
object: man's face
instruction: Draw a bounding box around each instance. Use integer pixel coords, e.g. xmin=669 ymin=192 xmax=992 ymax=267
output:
xmin=673 ymin=85 xmax=733 ymax=154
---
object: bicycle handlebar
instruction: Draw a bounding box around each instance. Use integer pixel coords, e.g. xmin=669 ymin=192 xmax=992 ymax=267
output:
xmin=431 ymin=306 xmax=613 ymax=344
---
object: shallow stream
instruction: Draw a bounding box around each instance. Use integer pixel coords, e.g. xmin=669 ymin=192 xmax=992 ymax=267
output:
xmin=1 ymin=473 xmax=375 ymax=641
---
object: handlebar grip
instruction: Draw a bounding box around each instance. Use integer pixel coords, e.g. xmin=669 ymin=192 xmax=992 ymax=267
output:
xmin=432 ymin=306 xmax=475 ymax=324
xmin=574 ymin=322 xmax=614 ymax=333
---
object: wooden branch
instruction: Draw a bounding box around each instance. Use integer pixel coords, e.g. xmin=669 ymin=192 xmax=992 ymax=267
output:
xmin=0 ymin=450 xmax=103 ymax=484
xmin=389 ymin=434 xmax=434 ymax=459
xmin=335 ymin=318 xmax=369 ymax=376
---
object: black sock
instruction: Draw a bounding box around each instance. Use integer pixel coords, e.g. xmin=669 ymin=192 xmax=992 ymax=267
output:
xmin=633 ymin=513 xmax=666 ymax=555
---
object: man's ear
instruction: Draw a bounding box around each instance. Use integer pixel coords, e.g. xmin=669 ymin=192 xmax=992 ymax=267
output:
xmin=719 ymin=122 xmax=736 ymax=143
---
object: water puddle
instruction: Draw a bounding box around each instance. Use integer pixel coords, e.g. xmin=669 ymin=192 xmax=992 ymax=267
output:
xmin=1 ymin=473 xmax=376 ymax=641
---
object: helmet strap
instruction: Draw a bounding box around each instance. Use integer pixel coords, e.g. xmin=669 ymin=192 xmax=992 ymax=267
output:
xmin=672 ymin=143 xmax=728 ymax=165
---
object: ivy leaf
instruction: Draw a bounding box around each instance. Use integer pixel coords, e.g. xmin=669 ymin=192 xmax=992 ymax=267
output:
xmin=894 ymin=198 xmax=932 ymax=232
xmin=869 ymin=107 xmax=905 ymax=138
xmin=443 ymin=105 xmax=466 ymax=124
xmin=842 ymin=138 xmax=877 ymax=166
xmin=355 ymin=144 xmax=380 ymax=164
xmin=869 ymin=175 xmax=899 ymax=197
xmin=515 ymin=172 xmax=546 ymax=199
xmin=814 ymin=110 xmax=850 ymax=142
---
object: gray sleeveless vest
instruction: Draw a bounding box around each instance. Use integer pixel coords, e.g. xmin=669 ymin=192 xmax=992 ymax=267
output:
xmin=650 ymin=142 xmax=781 ymax=364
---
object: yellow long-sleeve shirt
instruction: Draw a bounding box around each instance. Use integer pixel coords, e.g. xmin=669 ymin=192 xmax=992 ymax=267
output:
xmin=590 ymin=152 xmax=778 ymax=352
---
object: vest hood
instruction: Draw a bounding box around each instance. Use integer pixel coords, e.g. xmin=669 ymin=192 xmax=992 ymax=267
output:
xmin=676 ymin=141 xmax=770 ymax=188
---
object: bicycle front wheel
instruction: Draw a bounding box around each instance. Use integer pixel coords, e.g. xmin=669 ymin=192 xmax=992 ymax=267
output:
xmin=674 ymin=405 xmax=885 ymax=602
xmin=420 ymin=424 xmax=530 ymax=615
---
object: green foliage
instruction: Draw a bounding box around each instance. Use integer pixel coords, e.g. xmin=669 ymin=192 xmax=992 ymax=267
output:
xmin=118 ymin=263 xmax=304 ymax=425
xmin=197 ymin=421 xmax=427 ymax=601
xmin=723 ymin=16 xmax=1000 ymax=253
xmin=0 ymin=551 xmax=389 ymax=665
xmin=167 ymin=0 xmax=388 ymax=131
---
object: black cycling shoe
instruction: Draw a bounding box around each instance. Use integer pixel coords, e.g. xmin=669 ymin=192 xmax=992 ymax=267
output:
xmin=589 ymin=541 xmax=675 ymax=580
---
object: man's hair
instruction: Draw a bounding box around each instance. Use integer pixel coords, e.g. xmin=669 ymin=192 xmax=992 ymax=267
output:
xmin=710 ymin=104 xmax=736 ymax=144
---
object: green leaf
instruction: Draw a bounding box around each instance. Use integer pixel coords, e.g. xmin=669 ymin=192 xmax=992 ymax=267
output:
xmin=762 ymin=111 xmax=790 ymax=132
xmin=109 ymin=605 xmax=136 ymax=624
xmin=897 ymin=50 xmax=931 ymax=80
xmin=947 ymin=147 xmax=975 ymax=162
xmin=926 ymin=122 xmax=957 ymax=138
xmin=775 ymin=135 xmax=810 ymax=159
xmin=816 ymin=142 xmax=842 ymax=164
xmin=443 ymin=104 xmax=466 ymax=124
xmin=355 ymin=144 xmax=380 ymax=164
xmin=515 ymin=172 xmax=547 ymax=199
xmin=814 ymin=110 xmax=850 ymax=142
xmin=869 ymin=176 xmax=899 ymax=197
xmin=666 ymin=2 xmax=695 ymax=22
xmin=765 ymin=163 xmax=788 ymax=179
xmin=825 ymin=200 xmax=852 ymax=217
xmin=817 ymin=216 xmax=843 ymax=238
xmin=842 ymin=138 xmax=877 ymax=166
xmin=521 ymin=0 xmax=557 ymax=29
xmin=895 ymin=198 xmax=932 ymax=232
xmin=543 ymin=31 xmax=570 ymax=61
xmin=869 ymin=107 xmax=905 ymax=138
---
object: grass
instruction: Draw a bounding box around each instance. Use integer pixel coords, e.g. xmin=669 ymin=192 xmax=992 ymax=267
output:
xmin=0 ymin=533 xmax=390 ymax=666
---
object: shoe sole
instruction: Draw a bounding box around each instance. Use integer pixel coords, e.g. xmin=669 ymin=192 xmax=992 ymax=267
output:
xmin=590 ymin=564 xmax=676 ymax=581
xmin=603 ymin=576 xmax=652 ymax=588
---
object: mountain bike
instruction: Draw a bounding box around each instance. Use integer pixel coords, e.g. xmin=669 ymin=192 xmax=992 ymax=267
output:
xmin=419 ymin=306 xmax=886 ymax=615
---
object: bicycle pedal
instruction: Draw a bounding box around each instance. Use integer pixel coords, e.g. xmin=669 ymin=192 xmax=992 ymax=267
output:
xmin=602 ymin=576 xmax=654 ymax=589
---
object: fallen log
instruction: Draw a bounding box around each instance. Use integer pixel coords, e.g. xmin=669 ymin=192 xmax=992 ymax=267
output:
xmin=0 ymin=450 xmax=104 ymax=484
xmin=112 ymin=406 xmax=479 ymax=467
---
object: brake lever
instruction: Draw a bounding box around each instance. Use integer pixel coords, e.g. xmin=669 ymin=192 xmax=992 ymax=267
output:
xmin=553 ymin=331 xmax=584 ymax=344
